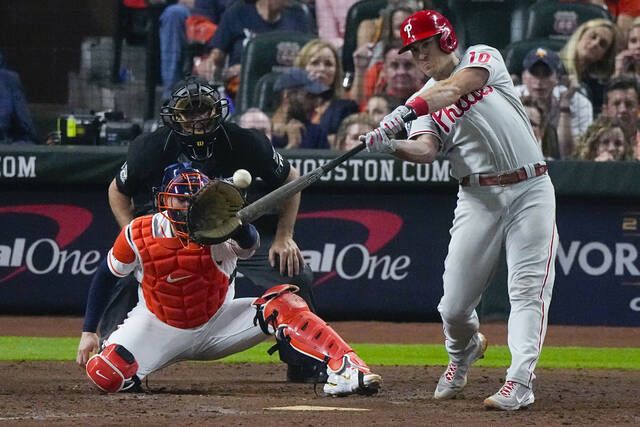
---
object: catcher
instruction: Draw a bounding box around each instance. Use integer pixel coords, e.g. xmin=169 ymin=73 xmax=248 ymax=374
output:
xmin=76 ymin=167 xmax=382 ymax=396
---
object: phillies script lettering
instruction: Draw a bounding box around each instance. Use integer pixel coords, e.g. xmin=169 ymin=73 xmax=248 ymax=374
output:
xmin=431 ymin=86 xmax=494 ymax=133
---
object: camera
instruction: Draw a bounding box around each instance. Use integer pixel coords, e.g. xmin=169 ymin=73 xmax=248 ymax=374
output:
xmin=56 ymin=110 xmax=141 ymax=146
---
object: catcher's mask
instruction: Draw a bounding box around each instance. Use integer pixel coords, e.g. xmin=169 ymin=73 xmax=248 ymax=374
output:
xmin=160 ymin=77 xmax=229 ymax=161
xmin=157 ymin=169 xmax=210 ymax=244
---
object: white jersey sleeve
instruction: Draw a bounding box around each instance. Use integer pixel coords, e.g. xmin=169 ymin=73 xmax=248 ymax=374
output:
xmin=457 ymin=45 xmax=513 ymax=87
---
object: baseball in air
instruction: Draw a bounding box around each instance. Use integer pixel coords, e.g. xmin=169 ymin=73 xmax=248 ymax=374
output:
xmin=233 ymin=169 xmax=252 ymax=188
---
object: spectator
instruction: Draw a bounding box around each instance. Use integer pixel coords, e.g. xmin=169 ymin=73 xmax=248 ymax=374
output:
xmin=351 ymin=3 xmax=423 ymax=102
xmin=559 ymin=18 xmax=623 ymax=116
xmin=601 ymin=75 xmax=640 ymax=139
xmin=352 ymin=41 xmax=426 ymax=109
xmin=315 ymin=0 xmax=359 ymax=49
xmin=521 ymin=95 xmax=560 ymax=159
xmin=605 ymin=0 xmax=640 ymax=34
xmin=376 ymin=42 xmax=428 ymax=108
xmin=356 ymin=5 xmax=417 ymax=68
xmin=294 ymin=39 xmax=359 ymax=149
xmin=271 ymin=67 xmax=330 ymax=149
xmin=159 ymin=0 xmax=229 ymax=100
xmin=614 ymin=17 xmax=640 ymax=80
xmin=195 ymin=0 xmax=312 ymax=99
xmin=515 ymin=47 xmax=593 ymax=158
xmin=237 ymin=107 xmax=272 ymax=140
xmin=356 ymin=0 xmax=425 ymax=51
xmin=574 ymin=116 xmax=633 ymax=160
xmin=366 ymin=95 xmax=391 ymax=123
xmin=0 ymin=51 xmax=38 ymax=144
xmin=335 ymin=112 xmax=378 ymax=151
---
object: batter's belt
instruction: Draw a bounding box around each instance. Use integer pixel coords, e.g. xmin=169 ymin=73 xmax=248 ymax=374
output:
xmin=460 ymin=162 xmax=548 ymax=187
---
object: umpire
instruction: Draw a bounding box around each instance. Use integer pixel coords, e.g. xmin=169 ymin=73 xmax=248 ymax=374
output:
xmin=98 ymin=76 xmax=322 ymax=383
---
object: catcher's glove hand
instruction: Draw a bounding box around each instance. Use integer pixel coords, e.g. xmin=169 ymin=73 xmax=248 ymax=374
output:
xmin=187 ymin=180 xmax=245 ymax=245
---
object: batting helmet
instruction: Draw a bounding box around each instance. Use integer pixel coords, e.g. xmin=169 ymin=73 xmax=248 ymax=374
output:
xmin=398 ymin=10 xmax=458 ymax=54
xmin=160 ymin=76 xmax=229 ymax=161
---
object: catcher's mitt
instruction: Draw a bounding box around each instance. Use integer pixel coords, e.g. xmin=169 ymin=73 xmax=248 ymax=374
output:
xmin=187 ymin=180 xmax=245 ymax=245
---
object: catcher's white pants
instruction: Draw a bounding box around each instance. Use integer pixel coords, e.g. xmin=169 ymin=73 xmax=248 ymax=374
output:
xmin=437 ymin=174 xmax=557 ymax=387
xmin=105 ymin=289 xmax=266 ymax=378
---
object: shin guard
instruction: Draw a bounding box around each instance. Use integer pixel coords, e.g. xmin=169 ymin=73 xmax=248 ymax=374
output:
xmin=254 ymin=284 xmax=360 ymax=371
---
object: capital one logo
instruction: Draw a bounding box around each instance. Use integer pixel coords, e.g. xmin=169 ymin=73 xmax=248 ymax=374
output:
xmin=298 ymin=210 xmax=409 ymax=284
xmin=0 ymin=205 xmax=98 ymax=282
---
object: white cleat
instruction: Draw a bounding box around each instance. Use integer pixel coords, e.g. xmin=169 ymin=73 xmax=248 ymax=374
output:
xmin=323 ymin=354 xmax=382 ymax=397
xmin=433 ymin=332 xmax=488 ymax=400
xmin=484 ymin=380 xmax=535 ymax=411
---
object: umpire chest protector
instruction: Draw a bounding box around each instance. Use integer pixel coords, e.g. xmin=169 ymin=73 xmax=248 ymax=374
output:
xmin=130 ymin=216 xmax=230 ymax=329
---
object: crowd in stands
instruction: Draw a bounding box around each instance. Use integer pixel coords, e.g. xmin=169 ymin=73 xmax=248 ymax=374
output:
xmin=3 ymin=0 xmax=639 ymax=163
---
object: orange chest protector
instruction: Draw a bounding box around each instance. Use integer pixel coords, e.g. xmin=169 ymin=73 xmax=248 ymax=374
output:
xmin=130 ymin=217 xmax=230 ymax=329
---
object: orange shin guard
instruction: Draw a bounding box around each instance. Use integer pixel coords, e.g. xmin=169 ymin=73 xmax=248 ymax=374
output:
xmin=254 ymin=284 xmax=364 ymax=371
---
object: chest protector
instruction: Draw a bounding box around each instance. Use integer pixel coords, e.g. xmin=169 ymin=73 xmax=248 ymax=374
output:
xmin=130 ymin=216 xmax=229 ymax=329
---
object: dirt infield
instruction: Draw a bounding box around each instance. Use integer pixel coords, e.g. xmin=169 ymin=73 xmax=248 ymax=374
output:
xmin=1 ymin=317 xmax=640 ymax=426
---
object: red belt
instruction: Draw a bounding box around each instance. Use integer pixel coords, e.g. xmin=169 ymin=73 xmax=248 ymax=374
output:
xmin=460 ymin=163 xmax=548 ymax=187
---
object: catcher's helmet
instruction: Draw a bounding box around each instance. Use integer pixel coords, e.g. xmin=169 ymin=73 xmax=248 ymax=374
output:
xmin=398 ymin=10 xmax=458 ymax=54
xmin=160 ymin=77 xmax=229 ymax=161
xmin=156 ymin=168 xmax=210 ymax=243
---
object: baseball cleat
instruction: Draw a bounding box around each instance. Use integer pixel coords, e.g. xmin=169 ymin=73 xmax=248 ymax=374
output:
xmin=433 ymin=332 xmax=488 ymax=400
xmin=483 ymin=380 xmax=535 ymax=410
xmin=323 ymin=354 xmax=382 ymax=397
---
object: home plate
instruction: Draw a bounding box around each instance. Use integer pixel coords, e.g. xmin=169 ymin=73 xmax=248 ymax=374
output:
xmin=265 ymin=405 xmax=370 ymax=412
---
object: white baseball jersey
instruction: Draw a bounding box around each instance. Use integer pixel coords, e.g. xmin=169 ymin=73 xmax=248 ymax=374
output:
xmin=407 ymin=45 xmax=544 ymax=179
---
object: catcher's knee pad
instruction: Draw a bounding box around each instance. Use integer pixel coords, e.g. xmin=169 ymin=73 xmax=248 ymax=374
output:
xmin=253 ymin=284 xmax=353 ymax=369
xmin=86 ymin=343 xmax=139 ymax=393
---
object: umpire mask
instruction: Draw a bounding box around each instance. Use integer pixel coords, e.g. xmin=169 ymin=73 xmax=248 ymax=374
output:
xmin=160 ymin=77 xmax=229 ymax=161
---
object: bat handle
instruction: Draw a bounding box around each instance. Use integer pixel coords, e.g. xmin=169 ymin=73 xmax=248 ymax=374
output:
xmin=401 ymin=107 xmax=417 ymax=123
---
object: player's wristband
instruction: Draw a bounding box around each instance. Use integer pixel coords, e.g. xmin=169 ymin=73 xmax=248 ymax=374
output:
xmin=406 ymin=97 xmax=430 ymax=117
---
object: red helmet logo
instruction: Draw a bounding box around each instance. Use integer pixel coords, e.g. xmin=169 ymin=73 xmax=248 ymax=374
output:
xmin=399 ymin=10 xmax=458 ymax=54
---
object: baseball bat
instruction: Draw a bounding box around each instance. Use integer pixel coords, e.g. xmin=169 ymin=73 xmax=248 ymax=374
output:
xmin=235 ymin=108 xmax=417 ymax=224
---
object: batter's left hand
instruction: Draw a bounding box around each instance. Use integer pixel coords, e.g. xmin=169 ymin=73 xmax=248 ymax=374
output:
xmin=77 ymin=332 xmax=99 ymax=367
xmin=269 ymin=236 xmax=304 ymax=277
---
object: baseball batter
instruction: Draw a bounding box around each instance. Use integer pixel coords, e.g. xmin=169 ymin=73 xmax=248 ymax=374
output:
xmin=76 ymin=167 xmax=381 ymax=396
xmin=364 ymin=10 xmax=557 ymax=411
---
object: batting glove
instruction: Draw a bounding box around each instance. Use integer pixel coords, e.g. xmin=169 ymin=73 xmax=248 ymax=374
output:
xmin=380 ymin=105 xmax=410 ymax=136
xmin=364 ymin=128 xmax=396 ymax=153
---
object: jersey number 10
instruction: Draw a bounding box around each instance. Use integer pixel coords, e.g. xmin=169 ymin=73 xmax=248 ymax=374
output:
xmin=469 ymin=51 xmax=491 ymax=63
